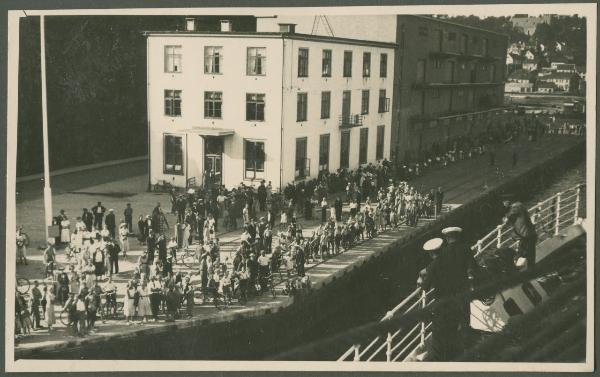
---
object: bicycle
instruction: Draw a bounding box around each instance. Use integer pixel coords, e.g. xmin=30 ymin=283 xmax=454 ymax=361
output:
xmin=179 ymin=247 xmax=198 ymax=268
xmin=98 ymin=293 xmax=124 ymax=321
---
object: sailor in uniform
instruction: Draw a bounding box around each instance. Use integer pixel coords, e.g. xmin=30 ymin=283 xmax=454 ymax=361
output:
xmin=417 ymin=237 xmax=462 ymax=361
xmin=441 ymin=226 xmax=479 ymax=332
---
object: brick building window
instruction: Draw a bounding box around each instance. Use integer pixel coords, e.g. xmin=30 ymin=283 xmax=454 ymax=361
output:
xmin=244 ymin=140 xmax=265 ymax=179
xmin=164 ymin=135 xmax=183 ymax=174
xmin=343 ymin=51 xmax=353 ymax=77
xmin=246 ymin=93 xmax=265 ymax=121
xmin=164 ymin=90 xmax=182 ymax=116
xmin=363 ymin=52 xmax=371 ymax=77
xmin=321 ymin=91 xmax=331 ymax=119
xmin=164 ymin=46 xmax=182 ymax=73
xmin=298 ymin=48 xmax=309 ymax=77
xmin=247 ymin=47 xmax=266 ymax=75
xmin=204 ymin=91 xmax=222 ymax=118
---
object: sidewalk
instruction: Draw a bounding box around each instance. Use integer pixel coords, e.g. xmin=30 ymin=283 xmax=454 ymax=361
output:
xmin=13 ymin=135 xmax=584 ymax=354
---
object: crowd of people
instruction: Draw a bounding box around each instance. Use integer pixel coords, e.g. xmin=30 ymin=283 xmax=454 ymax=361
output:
xmin=15 ymin=112 xmax=565 ymax=340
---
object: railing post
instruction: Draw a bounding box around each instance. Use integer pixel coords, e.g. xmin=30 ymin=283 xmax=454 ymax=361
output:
xmin=420 ymin=290 xmax=427 ymax=345
xmin=496 ymin=225 xmax=503 ymax=248
xmin=353 ymin=344 xmax=361 ymax=361
xmin=554 ymin=193 xmax=561 ymax=235
xmin=476 ymin=240 xmax=483 ymax=255
xmin=574 ymin=186 xmax=581 ymax=224
xmin=386 ymin=332 xmax=393 ymax=362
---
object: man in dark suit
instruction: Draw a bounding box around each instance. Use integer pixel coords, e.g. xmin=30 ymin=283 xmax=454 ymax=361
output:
xmin=257 ymin=181 xmax=267 ymax=212
xmin=334 ymin=197 xmax=343 ymax=222
xmin=82 ymin=208 xmax=94 ymax=232
xmin=91 ymin=202 xmax=106 ymax=230
xmin=266 ymin=208 xmax=276 ymax=229
xmin=146 ymin=231 xmax=157 ymax=262
xmin=434 ymin=187 xmax=444 ymax=216
xmin=124 ymin=203 xmax=133 ymax=233
xmin=105 ymin=209 xmax=116 ymax=238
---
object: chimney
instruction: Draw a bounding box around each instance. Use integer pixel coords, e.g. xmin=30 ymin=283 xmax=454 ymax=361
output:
xmin=185 ymin=17 xmax=196 ymax=31
xmin=220 ymin=20 xmax=232 ymax=32
xmin=278 ymin=23 xmax=296 ymax=34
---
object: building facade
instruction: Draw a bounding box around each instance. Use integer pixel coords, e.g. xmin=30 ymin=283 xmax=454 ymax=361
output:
xmin=145 ymin=22 xmax=395 ymax=190
xmin=391 ymin=16 xmax=508 ymax=162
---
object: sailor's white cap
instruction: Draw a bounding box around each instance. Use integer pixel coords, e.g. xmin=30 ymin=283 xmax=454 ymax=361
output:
xmin=423 ymin=238 xmax=444 ymax=252
xmin=441 ymin=226 xmax=462 ymax=235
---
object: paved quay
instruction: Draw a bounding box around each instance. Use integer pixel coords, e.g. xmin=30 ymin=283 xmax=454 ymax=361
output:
xmin=14 ymin=135 xmax=583 ymax=357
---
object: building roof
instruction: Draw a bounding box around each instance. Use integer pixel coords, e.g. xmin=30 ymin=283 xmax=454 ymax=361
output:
xmin=143 ymin=30 xmax=398 ymax=49
xmin=542 ymin=72 xmax=578 ymax=80
xmin=508 ymin=70 xmax=531 ymax=81
xmin=405 ymin=15 xmax=508 ymax=38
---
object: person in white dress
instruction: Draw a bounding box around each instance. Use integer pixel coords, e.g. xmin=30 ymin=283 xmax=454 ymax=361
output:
xmin=124 ymin=281 xmax=136 ymax=324
xmin=118 ymin=222 xmax=129 ymax=257
xmin=182 ymin=223 xmax=191 ymax=249
xmin=60 ymin=218 xmax=71 ymax=244
xmin=45 ymin=286 xmax=56 ymax=331
xmin=136 ymin=281 xmax=151 ymax=323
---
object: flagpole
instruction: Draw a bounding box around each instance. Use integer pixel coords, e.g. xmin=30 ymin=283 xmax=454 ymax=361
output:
xmin=40 ymin=15 xmax=53 ymax=241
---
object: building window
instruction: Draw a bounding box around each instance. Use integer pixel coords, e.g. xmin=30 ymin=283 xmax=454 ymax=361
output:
xmin=246 ymin=93 xmax=265 ymax=121
xmin=297 ymin=92 xmax=308 ymax=122
xmin=361 ymin=90 xmax=370 ymax=115
xmin=322 ymin=49 xmax=332 ymax=77
xmin=298 ymin=48 xmax=309 ymax=77
xmin=295 ymin=137 xmax=308 ymax=179
xmin=490 ymin=64 xmax=496 ymax=82
xmin=342 ymin=90 xmax=351 ymax=118
xmin=343 ymin=51 xmax=352 ymax=77
xmin=244 ymin=139 xmax=265 ymax=180
xmin=204 ymin=46 xmax=222 ymax=74
xmin=164 ymin=90 xmax=182 ymax=116
xmin=434 ymin=59 xmax=443 ymax=69
xmin=340 ymin=131 xmax=350 ymax=169
xmin=448 ymin=32 xmax=456 ymax=41
xmin=380 ymin=53 xmax=388 ymax=78
xmin=416 ymin=59 xmax=426 ymax=83
xmin=319 ymin=134 xmax=330 ymax=172
xmin=362 ymin=52 xmax=371 ymax=77
xmin=431 ymin=88 xmax=440 ymax=99
xmin=376 ymin=125 xmax=384 ymax=160
xmin=164 ymin=135 xmax=183 ymax=175
xmin=321 ymin=91 xmax=331 ymax=119
xmin=359 ymin=128 xmax=368 ymax=165
xmin=164 ymin=46 xmax=182 ymax=73
xmin=418 ymin=26 xmax=429 ymax=37
xmin=460 ymin=34 xmax=468 ymax=54
xmin=378 ymin=89 xmax=389 ymax=113
xmin=247 ymin=47 xmax=266 ymax=76
xmin=204 ymin=91 xmax=222 ymax=118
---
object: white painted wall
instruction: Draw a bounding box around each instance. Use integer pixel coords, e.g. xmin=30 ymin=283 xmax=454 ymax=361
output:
xmin=147 ymin=35 xmax=284 ymax=189
xmin=148 ymin=33 xmax=394 ymax=190
xmin=280 ymin=38 xmax=394 ymax=184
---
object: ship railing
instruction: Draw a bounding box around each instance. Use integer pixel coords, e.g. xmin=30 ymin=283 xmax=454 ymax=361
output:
xmin=338 ymin=288 xmax=435 ymax=362
xmin=337 ymin=182 xmax=585 ymax=362
xmin=472 ymin=182 xmax=585 ymax=258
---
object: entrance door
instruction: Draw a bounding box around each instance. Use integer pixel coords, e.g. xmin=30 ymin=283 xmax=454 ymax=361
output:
xmin=205 ymin=155 xmax=222 ymax=186
xmin=204 ymin=137 xmax=224 ymax=187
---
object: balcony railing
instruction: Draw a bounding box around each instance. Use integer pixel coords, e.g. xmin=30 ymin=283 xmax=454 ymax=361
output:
xmin=338 ymin=114 xmax=364 ymax=129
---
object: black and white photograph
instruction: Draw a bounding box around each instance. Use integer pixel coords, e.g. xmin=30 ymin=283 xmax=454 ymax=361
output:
xmin=4 ymin=1 xmax=595 ymax=373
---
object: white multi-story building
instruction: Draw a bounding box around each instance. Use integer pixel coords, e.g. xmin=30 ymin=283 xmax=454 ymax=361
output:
xmin=145 ymin=21 xmax=395 ymax=191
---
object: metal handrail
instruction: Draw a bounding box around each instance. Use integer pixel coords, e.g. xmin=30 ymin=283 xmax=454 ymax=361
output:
xmin=340 ymin=183 xmax=585 ymax=363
